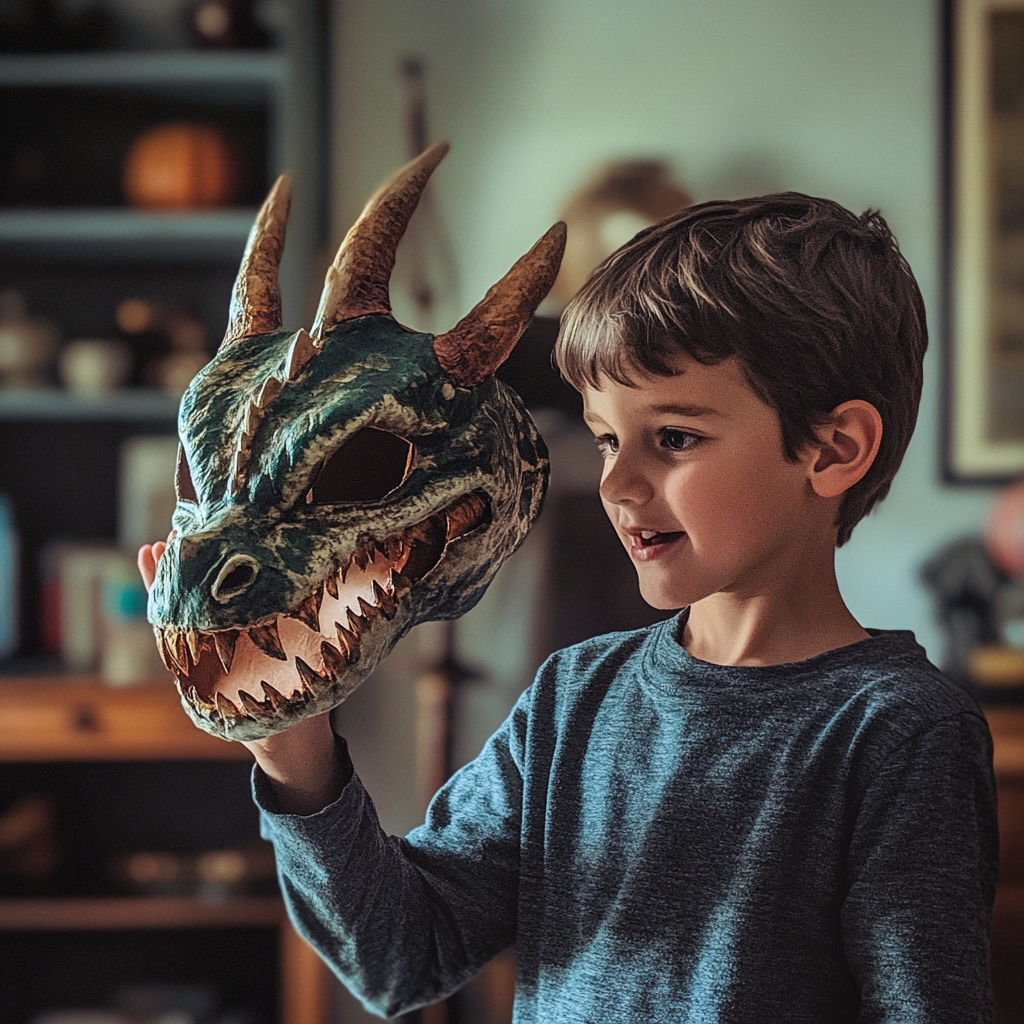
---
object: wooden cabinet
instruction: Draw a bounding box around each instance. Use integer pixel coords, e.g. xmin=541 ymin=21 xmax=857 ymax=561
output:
xmin=987 ymin=707 xmax=1024 ymax=1024
xmin=0 ymin=676 xmax=331 ymax=1024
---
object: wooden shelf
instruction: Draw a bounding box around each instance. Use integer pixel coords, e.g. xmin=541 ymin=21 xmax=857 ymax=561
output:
xmin=986 ymin=707 xmax=1024 ymax=778
xmin=0 ymin=894 xmax=284 ymax=930
xmin=0 ymin=675 xmax=250 ymax=761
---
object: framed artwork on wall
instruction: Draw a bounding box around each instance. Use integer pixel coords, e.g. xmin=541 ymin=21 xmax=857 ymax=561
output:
xmin=944 ymin=0 xmax=1024 ymax=482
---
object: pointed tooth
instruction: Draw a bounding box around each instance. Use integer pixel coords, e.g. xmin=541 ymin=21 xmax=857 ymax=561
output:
xmin=213 ymin=630 xmax=238 ymax=674
xmin=389 ymin=569 xmax=413 ymax=595
xmin=357 ymin=595 xmax=377 ymax=620
xmin=294 ymin=656 xmax=322 ymax=695
xmin=216 ymin=691 xmax=241 ymax=720
xmin=172 ymin=631 xmax=191 ymax=677
xmin=256 ymin=375 xmax=284 ymax=409
xmin=155 ymin=629 xmax=175 ymax=672
xmin=346 ymin=607 xmax=365 ymax=638
xmin=372 ymin=579 xmax=397 ymax=618
xmin=320 ymin=640 xmax=346 ymax=678
xmin=340 ymin=559 xmax=350 ymax=584
xmin=385 ymin=537 xmax=404 ymax=562
xmin=285 ymin=328 xmax=317 ymax=380
xmin=261 ymin=681 xmax=288 ymax=711
xmin=249 ymin=621 xmax=287 ymax=660
xmin=185 ymin=629 xmax=201 ymax=663
xmin=373 ymin=539 xmax=387 ymax=557
xmin=335 ymin=622 xmax=359 ymax=663
xmin=325 ymin=572 xmax=339 ymax=599
xmin=354 ymin=547 xmax=369 ymax=571
xmin=238 ymin=688 xmax=265 ymax=717
xmin=183 ymin=684 xmax=201 ymax=711
xmin=292 ymin=592 xmax=320 ymax=632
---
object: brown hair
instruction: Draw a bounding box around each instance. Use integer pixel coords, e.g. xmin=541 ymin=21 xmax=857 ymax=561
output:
xmin=554 ymin=192 xmax=928 ymax=546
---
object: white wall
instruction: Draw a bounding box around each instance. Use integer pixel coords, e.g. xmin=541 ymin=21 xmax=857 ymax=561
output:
xmin=326 ymin=2 xmax=996 ymax=1013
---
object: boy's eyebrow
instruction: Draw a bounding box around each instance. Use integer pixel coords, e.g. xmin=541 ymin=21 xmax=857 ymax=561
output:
xmin=650 ymin=403 xmax=722 ymax=418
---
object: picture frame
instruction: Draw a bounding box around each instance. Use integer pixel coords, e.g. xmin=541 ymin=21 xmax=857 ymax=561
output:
xmin=944 ymin=0 xmax=1024 ymax=482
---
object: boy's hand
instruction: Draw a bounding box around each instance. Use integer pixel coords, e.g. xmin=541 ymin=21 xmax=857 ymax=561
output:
xmin=137 ymin=533 xmax=345 ymax=814
xmin=137 ymin=531 xmax=174 ymax=593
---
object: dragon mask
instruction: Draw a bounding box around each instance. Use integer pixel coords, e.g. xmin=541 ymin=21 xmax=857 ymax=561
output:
xmin=148 ymin=143 xmax=565 ymax=741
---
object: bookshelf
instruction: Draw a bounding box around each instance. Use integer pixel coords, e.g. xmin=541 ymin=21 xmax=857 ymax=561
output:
xmin=0 ymin=675 xmax=330 ymax=1024
xmin=0 ymin=4 xmax=331 ymax=1020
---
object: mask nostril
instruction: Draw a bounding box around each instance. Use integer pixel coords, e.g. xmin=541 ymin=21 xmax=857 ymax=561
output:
xmin=212 ymin=555 xmax=260 ymax=603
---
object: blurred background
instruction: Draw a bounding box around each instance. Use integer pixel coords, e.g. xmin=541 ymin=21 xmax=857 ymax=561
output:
xmin=1 ymin=1 xmax=1024 ymax=1023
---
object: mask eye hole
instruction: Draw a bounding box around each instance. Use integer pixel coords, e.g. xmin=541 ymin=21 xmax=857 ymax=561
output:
xmin=306 ymin=428 xmax=414 ymax=505
xmin=176 ymin=445 xmax=198 ymax=504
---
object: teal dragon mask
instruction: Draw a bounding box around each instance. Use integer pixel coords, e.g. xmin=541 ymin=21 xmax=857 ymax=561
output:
xmin=148 ymin=144 xmax=565 ymax=741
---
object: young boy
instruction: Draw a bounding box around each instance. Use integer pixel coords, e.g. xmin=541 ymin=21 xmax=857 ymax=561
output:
xmin=142 ymin=193 xmax=999 ymax=1022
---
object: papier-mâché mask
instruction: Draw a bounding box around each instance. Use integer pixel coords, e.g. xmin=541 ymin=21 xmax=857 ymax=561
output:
xmin=148 ymin=144 xmax=565 ymax=741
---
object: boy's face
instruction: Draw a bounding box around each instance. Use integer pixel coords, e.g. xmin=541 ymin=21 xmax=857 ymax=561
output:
xmin=582 ymin=355 xmax=830 ymax=611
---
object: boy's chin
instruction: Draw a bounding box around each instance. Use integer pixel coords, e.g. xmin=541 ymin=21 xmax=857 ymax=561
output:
xmin=635 ymin=575 xmax=692 ymax=612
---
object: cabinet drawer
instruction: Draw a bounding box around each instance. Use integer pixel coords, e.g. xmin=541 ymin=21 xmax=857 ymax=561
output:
xmin=0 ymin=676 xmax=248 ymax=760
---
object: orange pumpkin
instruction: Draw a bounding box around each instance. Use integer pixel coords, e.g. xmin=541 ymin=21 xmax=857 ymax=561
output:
xmin=123 ymin=122 xmax=239 ymax=210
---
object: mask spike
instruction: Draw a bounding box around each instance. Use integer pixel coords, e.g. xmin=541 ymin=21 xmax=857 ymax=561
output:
xmin=284 ymin=328 xmax=318 ymax=380
xmin=256 ymin=376 xmax=284 ymax=409
xmin=311 ymin=142 xmax=449 ymax=338
xmin=433 ymin=221 xmax=565 ymax=387
xmin=222 ymin=174 xmax=291 ymax=347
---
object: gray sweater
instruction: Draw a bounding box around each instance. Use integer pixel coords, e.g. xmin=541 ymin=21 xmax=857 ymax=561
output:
xmin=256 ymin=616 xmax=999 ymax=1022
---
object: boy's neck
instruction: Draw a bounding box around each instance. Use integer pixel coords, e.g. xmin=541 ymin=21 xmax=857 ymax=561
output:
xmin=680 ymin=558 xmax=869 ymax=668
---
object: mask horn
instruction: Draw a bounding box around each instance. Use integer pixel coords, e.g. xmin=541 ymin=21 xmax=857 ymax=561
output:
xmin=433 ymin=222 xmax=566 ymax=388
xmin=311 ymin=142 xmax=449 ymax=340
xmin=221 ymin=174 xmax=291 ymax=349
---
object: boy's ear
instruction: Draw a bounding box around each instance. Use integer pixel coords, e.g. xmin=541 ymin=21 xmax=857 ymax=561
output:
xmin=805 ymin=400 xmax=883 ymax=499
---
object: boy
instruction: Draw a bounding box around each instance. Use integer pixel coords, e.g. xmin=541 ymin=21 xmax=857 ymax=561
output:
xmin=141 ymin=193 xmax=998 ymax=1022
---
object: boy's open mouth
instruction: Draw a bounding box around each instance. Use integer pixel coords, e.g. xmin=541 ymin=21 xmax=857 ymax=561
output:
xmin=629 ymin=529 xmax=685 ymax=559
xmin=636 ymin=530 xmax=683 ymax=547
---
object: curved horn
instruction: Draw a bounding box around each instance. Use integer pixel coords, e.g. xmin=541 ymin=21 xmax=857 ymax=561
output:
xmin=311 ymin=141 xmax=449 ymax=339
xmin=433 ymin=222 xmax=566 ymax=388
xmin=221 ymin=174 xmax=291 ymax=349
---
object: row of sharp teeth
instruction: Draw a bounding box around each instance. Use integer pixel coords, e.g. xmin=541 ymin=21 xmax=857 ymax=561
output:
xmin=158 ymin=562 xmax=413 ymax=722
xmin=160 ymin=492 xmax=489 ymax=722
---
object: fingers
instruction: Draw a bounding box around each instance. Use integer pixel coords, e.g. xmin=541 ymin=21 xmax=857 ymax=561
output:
xmin=137 ymin=545 xmax=157 ymax=593
xmin=137 ymin=531 xmax=175 ymax=594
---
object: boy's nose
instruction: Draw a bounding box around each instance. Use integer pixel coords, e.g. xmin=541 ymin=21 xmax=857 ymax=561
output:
xmin=599 ymin=455 xmax=655 ymax=507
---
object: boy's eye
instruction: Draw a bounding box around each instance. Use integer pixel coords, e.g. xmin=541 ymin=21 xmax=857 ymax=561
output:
xmin=595 ymin=433 xmax=619 ymax=457
xmin=660 ymin=428 xmax=699 ymax=451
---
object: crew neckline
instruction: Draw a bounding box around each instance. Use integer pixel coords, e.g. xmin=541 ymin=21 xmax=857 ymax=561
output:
xmin=640 ymin=609 xmax=923 ymax=696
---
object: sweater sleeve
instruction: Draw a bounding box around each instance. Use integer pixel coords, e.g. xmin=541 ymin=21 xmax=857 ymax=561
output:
xmin=255 ymin=692 xmax=529 ymax=1019
xmin=841 ymin=710 xmax=999 ymax=1024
